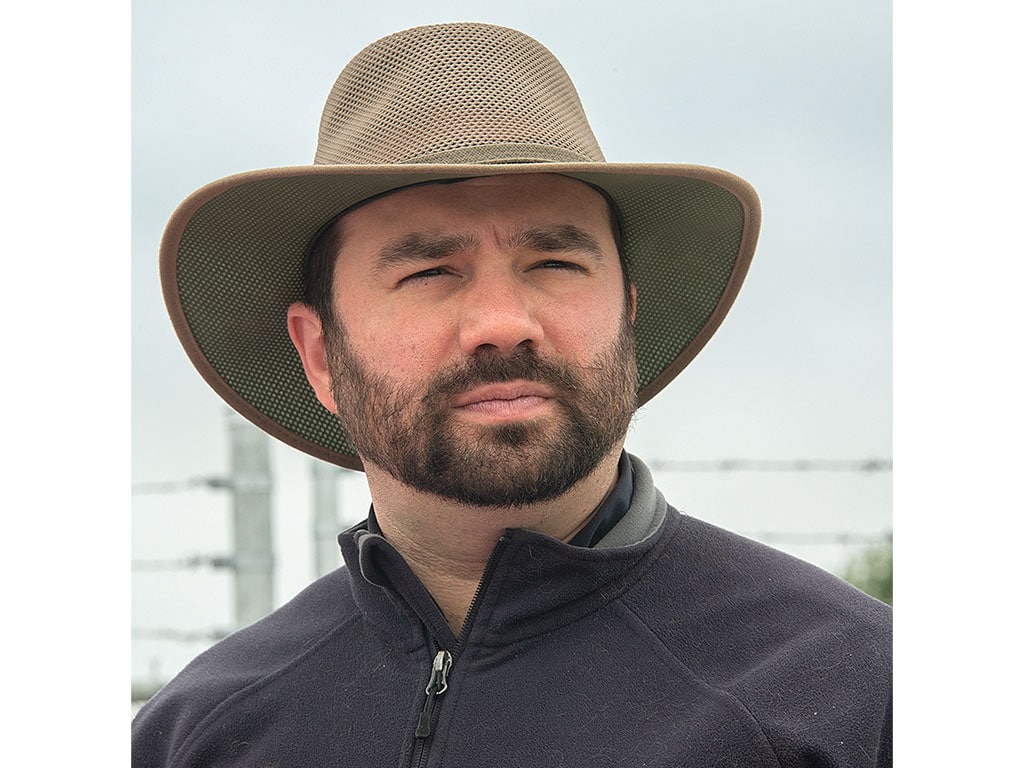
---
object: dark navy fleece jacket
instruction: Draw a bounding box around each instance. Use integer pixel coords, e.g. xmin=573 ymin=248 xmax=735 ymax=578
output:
xmin=131 ymin=455 xmax=892 ymax=767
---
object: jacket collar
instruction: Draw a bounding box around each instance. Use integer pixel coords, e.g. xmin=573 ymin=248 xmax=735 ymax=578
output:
xmin=337 ymin=454 xmax=670 ymax=651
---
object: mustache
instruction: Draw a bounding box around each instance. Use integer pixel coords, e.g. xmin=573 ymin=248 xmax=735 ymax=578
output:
xmin=426 ymin=346 xmax=580 ymax=400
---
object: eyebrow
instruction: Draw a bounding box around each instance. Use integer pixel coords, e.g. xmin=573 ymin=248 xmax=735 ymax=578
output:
xmin=508 ymin=225 xmax=605 ymax=262
xmin=371 ymin=224 xmax=605 ymax=274
xmin=372 ymin=232 xmax=481 ymax=273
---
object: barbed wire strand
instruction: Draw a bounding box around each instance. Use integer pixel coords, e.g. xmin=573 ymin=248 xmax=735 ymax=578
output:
xmin=132 ymin=458 xmax=893 ymax=497
xmin=647 ymin=459 xmax=892 ymax=473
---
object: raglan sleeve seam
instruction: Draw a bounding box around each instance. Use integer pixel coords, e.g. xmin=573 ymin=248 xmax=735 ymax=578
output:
xmin=612 ymin=599 xmax=785 ymax=768
xmin=159 ymin=611 xmax=364 ymax=768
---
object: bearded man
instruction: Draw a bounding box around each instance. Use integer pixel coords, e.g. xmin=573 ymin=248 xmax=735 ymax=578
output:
xmin=133 ymin=22 xmax=892 ymax=768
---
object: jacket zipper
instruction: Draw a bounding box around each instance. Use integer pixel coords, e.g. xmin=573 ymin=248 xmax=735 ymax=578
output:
xmin=415 ymin=649 xmax=452 ymax=738
xmin=411 ymin=534 xmax=510 ymax=765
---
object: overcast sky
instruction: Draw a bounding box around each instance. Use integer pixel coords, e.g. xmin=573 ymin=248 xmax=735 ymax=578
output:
xmin=130 ymin=0 xmax=895 ymax=684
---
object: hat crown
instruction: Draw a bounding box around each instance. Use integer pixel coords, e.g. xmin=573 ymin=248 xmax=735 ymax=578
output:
xmin=314 ymin=23 xmax=605 ymax=166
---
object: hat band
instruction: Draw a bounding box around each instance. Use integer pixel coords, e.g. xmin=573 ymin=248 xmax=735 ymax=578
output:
xmin=399 ymin=143 xmax=599 ymax=166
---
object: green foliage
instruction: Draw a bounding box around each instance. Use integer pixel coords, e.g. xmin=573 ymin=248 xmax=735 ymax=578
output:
xmin=842 ymin=534 xmax=892 ymax=605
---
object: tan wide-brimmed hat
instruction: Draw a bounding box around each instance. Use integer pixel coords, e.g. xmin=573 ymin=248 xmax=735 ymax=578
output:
xmin=161 ymin=22 xmax=761 ymax=471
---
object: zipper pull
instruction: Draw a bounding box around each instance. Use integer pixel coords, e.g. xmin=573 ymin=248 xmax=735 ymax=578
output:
xmin=415 ymin=649 xmax=452 ymax=738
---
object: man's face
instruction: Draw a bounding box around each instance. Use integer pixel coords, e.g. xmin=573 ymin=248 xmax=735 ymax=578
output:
xmin=321 ymin=174 xmax=637 ymax=506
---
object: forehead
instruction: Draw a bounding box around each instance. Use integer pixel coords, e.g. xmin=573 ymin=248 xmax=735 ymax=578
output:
xmin=339 ymin=173 xmax=615 ymax=241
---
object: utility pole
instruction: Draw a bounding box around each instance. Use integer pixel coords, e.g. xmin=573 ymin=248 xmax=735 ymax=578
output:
xmin=312 ymin=460 xmax=342 ymax=577
xmin=227 ymin=411 xmax=274 ymax=627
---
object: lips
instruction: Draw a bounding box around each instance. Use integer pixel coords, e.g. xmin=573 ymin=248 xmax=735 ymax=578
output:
xmin=451 ymin=380 xmax=555 ymax=408
xmin=452 ymin=382 xmax=557 ymax=417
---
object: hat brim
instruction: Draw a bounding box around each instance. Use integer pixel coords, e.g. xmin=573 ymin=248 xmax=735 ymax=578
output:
xmin=161 ymin=161 xmax=760 ymax=471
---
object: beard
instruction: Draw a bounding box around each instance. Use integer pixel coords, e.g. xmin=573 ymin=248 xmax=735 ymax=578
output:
xmin=324 ymin=314 xmax=638 ymax=507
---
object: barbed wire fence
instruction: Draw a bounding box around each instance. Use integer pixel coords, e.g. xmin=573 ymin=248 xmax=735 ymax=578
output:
xmin=131 ymin=421 xmax=892 ymax=704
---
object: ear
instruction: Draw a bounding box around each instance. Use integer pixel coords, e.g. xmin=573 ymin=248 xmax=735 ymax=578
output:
xmin=286 ymin=302 xmax=338 ymax=414
xmin=629 ymin=282 xmax=637 ymax=324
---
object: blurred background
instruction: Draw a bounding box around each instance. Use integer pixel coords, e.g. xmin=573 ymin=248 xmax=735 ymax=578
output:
xmin=131 ymin=0 xmax=893 ymax=708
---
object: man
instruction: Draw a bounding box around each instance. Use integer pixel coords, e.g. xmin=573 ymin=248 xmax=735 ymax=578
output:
xmin=134 ymin=22 xmax=892 ymax=767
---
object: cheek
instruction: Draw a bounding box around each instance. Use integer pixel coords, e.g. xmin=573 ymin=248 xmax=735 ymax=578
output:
xmin=540 ymin=290 xmax=626 ymax=353
xmin=345 ymin=308 xmax=455 ymax=384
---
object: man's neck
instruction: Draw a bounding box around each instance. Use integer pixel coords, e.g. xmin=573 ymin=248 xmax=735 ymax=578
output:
xmin=362 ymin=449 xmax=624 ymax=637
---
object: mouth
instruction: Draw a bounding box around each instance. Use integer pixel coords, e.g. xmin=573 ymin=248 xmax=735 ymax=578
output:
xmin=450 ymin=380 xmax=556 ymax=421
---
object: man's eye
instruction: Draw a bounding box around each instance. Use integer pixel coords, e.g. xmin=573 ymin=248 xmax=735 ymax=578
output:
xmin=534 ymin=260 xmax=584 ymax=272
xmin=399 ymin=267 xmax=447 ymax=284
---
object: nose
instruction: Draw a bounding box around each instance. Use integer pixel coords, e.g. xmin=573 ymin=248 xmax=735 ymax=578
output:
xmin=457 ymin=272 xmax=545 ymax=356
